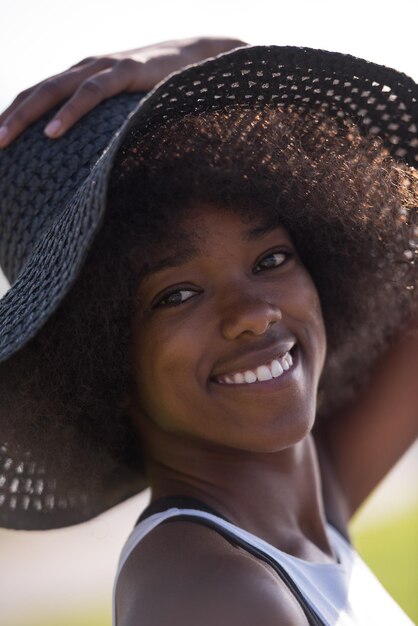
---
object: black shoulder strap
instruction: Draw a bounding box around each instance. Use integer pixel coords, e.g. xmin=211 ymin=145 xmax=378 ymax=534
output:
xmin=136 ymin=496 xmax=326 ymax=626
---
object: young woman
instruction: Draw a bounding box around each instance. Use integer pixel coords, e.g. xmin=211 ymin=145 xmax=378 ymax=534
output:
xmin=0 ymin=37 xmax=417 ymax=626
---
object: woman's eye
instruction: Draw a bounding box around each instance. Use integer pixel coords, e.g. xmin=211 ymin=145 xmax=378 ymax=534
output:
xmin=254 ymin=250 xmax=289 ymax=273
xmin=155 ymin=288 xmax=198 ymax=308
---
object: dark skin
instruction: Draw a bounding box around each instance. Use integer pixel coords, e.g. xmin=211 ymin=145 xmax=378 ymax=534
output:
xmin=119 ymin=205 xmax=330 ymax=625
xmin=129 ymin=206 xmax=329 ymax=559
xmin=3 ymin=37 xmax=418 ymax=625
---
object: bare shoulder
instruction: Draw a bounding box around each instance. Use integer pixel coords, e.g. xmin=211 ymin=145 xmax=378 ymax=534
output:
xmin=116 ymin=520 xmax=310 ymax=626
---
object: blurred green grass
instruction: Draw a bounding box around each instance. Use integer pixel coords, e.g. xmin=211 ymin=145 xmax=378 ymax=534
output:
xmin=26 ymin=505 xmax=418 ymax=626
xmin=30 ymin=605 xmax=111 ymax=626
xmin=351 ymin=504 xmax=418 ymax=624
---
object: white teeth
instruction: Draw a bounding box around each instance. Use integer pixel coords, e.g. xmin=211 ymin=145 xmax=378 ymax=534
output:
xmin=244 ymin=371 xmax=257 ymax=383
xmin=282 ymin=352 xmax=293 ymax=369
xmin=215 ymin=348 xmax=295 ymax=385
xmin=271 ymin=359 xmax=284 ymax=378
xmin=256 ymin=365 xmax=273 ymax=381
xmin=281 ymin=357 xmax=290 ymax=371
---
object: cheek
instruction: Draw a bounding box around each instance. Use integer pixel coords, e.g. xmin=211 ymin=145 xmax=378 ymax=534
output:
xmin=310 ymin=304 xmax=327 ymax=377
xmin=285 ymin=270 xmax=327 ymax=371
xmin=130 ymin=314 xmax=205 ymax=426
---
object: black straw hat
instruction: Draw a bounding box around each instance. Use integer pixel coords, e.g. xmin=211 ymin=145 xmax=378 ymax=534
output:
xmin=1 ymin=45 xmax=417 ymax=530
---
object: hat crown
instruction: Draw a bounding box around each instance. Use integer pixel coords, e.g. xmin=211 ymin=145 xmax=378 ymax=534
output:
xmin=2 ymin=46 xmax=418 ymax=288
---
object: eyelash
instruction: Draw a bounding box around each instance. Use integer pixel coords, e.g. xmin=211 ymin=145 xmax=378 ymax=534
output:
xmin=153 ymin=249 xmax=291 ymax=308
xmin=253 ymin=250 xmax=289 ymax=274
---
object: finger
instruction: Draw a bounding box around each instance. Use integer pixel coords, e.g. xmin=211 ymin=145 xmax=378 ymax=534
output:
xmin=42 ymin=61 xmax=143 ymax=137
xmin=0 ymin=75 xmax=84 ymax=147
xmin=0 ymin=84 xmax=43 ymax=126
xmin=0 ymin=58 xmax=116 ymax=148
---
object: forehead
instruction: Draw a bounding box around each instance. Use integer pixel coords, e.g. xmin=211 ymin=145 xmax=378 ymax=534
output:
xmin=180 ymin=204 xmax=289 ymax=245
xmin=138 ymin=204 xmax=290 ymax=280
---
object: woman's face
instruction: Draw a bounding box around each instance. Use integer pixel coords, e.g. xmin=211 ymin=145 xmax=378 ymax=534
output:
xmin=129 ymin=205 xmax=326 ymax=454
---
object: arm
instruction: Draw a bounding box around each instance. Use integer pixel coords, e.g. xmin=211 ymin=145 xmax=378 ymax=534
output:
xmin=0 ymin=36 xmax=248 ymax=147
xmin=314 ymin=320 xmax=418 ymax=519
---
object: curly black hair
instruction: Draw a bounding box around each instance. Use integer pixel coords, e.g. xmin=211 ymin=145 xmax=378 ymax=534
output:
xmin=2 ymin=105 xmax=418 ymax=492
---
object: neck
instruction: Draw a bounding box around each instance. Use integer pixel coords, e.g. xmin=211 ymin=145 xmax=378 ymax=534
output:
xmin=143 ymin=430 xmax=336 ymax=564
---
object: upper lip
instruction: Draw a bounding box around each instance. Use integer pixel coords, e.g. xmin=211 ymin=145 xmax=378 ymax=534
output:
xmin=210 ymin=338 xmax=297 ymax=380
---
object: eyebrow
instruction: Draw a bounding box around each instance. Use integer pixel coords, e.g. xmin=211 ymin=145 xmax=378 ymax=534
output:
xmin=139 ymin=221 xmax=280 ymax=280
xmin=244 ymin=221 xmax=279 ymax=242
xmin=140 ymin=250 xmax=197 ymax=279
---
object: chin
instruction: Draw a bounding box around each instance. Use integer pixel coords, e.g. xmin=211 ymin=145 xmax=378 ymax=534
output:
xmin=225 ymin=405 xmax=316 ymax=454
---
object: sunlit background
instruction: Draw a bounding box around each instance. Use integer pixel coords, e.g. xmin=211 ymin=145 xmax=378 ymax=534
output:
xmin=1 ymin=1 xmax=418 ymax=624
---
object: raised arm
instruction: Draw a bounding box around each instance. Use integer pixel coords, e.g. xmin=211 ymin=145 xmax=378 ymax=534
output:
xmin=0 ymin=36 xmax=248 ymax=148
xmin=314 ymin=318 xmax=418 ymax=520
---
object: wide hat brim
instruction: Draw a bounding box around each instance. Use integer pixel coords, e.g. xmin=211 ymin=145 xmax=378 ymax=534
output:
xmin=0 ymin=45 xmax=417 ymax=530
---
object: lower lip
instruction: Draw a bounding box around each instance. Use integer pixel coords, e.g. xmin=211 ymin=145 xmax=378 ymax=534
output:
xmin=209 ymin=347 xmax=301 ymax=394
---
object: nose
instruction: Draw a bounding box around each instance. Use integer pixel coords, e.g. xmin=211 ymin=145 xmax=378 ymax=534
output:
xmin=219 ymin=289 xmax=282 ymax=340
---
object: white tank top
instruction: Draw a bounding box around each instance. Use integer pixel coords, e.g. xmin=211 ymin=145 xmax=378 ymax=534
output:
xmin=112 ymin=506 xmax=414 ymax=625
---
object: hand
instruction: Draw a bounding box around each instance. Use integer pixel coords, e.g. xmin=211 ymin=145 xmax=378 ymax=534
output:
xmin=0 ymin=36 xmax=248 ymax=148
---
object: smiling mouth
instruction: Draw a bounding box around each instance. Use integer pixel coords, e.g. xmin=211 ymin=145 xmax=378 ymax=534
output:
xmin=211 ymin=345 xmax=298 ymax=386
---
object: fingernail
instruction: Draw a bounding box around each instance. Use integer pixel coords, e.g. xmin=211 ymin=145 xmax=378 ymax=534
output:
xmin=44 ymin=119 xmax=62 ymax=138
xmin=0 ymin=126 xmax=9 ymax=147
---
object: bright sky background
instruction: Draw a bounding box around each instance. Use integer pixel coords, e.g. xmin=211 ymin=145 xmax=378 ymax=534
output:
xmin=1 ymin=1 xmax=418 ymax=625
xmin=1 ymin=0 xmax=418 ymax=113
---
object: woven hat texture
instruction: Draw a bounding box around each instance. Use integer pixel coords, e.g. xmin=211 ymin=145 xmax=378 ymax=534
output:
xmin=0 ymin=45 xmax=417 ymax=529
